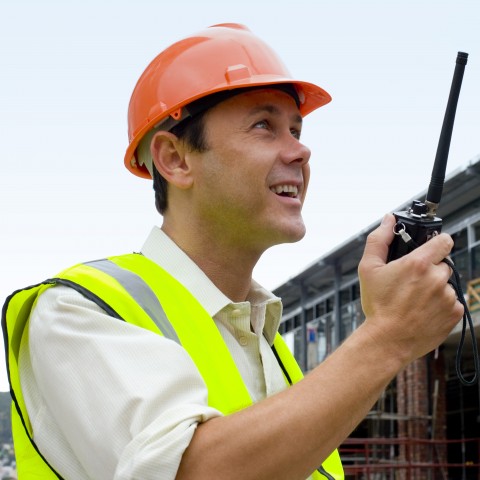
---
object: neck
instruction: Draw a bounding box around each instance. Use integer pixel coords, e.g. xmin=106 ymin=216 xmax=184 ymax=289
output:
xmin=161 ymin=219 xmax=262 ymax=303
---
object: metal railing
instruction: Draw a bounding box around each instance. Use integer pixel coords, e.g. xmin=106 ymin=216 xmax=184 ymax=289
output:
xmin=340 ymin=437 xmax=480 ymax=480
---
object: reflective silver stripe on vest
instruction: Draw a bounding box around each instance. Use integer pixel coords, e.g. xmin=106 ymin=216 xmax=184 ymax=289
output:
xmin=84 ymin=259 xmax=180 ymax=344
xmin=317 ymin=466 xmax=335 ymax=480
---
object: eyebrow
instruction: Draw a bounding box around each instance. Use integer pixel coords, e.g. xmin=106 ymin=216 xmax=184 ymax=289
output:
xmin=248 ymin=104 xmax=303 ymax=125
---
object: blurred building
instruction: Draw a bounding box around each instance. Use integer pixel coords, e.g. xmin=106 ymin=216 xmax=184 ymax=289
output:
xmin=275 ymin=154 xmax=480 ymax=479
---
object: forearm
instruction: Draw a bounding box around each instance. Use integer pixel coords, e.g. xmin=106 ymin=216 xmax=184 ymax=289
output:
xmin=177 ymin=323 xmax=405 ymax=480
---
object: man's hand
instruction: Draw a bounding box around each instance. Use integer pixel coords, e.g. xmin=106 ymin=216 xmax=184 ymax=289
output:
xmin=358 ymin=213 xmax=464 ymax=366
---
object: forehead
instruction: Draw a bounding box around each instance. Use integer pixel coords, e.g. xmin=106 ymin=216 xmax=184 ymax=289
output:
xmin=208 ymin=88 xmax=303 ymax=122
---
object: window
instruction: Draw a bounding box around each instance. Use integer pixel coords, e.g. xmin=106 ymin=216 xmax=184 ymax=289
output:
xmin=474 ymin=220 xmax=480 ymax=243
xmin=306 ymin=315 xmax=334 ymax=370
xmin=451 ymin=228 xmax=468 ymax=254
xmin=451 ymin=249 xmax=469 ymax=291
xmin=472 ymin=245 xmax=480 ymax=280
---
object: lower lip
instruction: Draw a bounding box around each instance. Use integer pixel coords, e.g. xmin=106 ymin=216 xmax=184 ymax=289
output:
xmin=272 ymin=192 xmax=302 ymax=205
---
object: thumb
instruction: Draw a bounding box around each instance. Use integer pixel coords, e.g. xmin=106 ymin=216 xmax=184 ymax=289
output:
xmin=361 ymin=214 xmax=396 ymax=267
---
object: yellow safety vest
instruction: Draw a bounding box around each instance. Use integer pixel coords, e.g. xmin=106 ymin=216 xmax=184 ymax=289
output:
xmin=2 ymin=253 xmax=344 ymax=479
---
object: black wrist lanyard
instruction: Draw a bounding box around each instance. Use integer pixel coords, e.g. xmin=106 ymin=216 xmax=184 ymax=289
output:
xmin=394 ymin=222 xmax=480 ymax=387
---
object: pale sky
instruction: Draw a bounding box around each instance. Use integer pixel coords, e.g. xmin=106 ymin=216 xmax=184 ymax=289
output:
xmin=1 ymin=0 xmax=479 ymax=390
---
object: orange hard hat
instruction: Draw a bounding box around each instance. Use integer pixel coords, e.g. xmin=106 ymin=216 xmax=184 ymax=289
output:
xmin=125 ymin=23 xmax=332 ymax=179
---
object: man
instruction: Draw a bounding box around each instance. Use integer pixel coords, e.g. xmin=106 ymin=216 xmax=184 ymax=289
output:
xmin=3 ymin=24 xmax=462 ymax=479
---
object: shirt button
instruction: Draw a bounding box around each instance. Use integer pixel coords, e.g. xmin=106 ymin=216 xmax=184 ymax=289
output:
xmin=239 ymin=336 xmax=248 ymax=346
xmin=232 ymin=308 xmax=242 ymax=317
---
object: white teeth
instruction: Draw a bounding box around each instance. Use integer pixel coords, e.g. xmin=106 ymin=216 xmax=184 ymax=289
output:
xmin=270 ymin=185 xmax=299 ymax=197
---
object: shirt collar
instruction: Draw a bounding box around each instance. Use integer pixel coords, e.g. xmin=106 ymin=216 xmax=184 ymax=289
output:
xmin=140 ymin=227 xmax=282 ymax=339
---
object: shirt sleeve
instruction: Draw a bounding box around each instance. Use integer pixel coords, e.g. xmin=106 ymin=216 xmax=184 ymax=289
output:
xmin=22 ymin=285 xmax=222 ymax=480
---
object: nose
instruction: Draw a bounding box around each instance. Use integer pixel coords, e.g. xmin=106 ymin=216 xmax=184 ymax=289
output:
xmin=280 ymin=133 xmax=311 ymax=166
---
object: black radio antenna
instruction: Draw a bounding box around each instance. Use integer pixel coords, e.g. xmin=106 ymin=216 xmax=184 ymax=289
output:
xmin=425 ymin=52 xmax=468 ymax=217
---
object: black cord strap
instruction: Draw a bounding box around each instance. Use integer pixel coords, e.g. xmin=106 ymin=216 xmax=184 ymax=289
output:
xmin=442 ymin=257 xmax=479 ymax=386
xmin=271 ymin=344 xmax=293 ymax=386
xmin=394 ymin=222 xmax=479 ymax=386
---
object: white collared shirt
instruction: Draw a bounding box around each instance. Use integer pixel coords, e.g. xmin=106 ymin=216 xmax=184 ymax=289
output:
xmin=20 ymin=227 xmax=289 ymax=479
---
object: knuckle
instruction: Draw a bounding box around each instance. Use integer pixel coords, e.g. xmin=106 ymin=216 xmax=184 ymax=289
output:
xmin=407 ymin=254 xmax=429 ymax=275
xmin=357 ymin=260 xmax=368 ymax=279
xmin=366 ymin=229 xmax=377 ymax=242
xmin=364 ymin=232 xmax=377 ymax=251
xmin=436 ymin=233 xmax=454 ymax=253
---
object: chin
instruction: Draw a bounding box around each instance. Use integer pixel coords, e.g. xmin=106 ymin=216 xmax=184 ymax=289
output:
xmin=274 ymin=223 xmax=307 ymax=245
xmin=287 ymin=231 xmax=307 ymax=244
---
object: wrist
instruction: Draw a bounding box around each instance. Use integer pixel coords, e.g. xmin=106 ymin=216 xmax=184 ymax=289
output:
xmin=344 ymin=321 xmax=411 ymax=378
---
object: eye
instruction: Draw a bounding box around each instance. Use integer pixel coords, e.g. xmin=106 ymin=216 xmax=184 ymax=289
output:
xmin=253 ymin=119 xmax=270 ymax=130
xmin=290 ymin=128 xmax=301 ymax=140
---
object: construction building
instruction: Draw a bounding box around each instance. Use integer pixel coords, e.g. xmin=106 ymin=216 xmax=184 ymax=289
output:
xmin=274 ymin=154 xmax=480 ymax=479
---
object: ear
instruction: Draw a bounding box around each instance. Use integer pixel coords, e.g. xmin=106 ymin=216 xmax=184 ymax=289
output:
xmin=150 ymin=131 xmax=193 ymax=189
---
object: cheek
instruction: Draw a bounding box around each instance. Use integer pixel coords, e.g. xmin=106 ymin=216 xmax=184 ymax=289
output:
xmin=205 ymin=145 xmax=260 ymax=187
xmin=197 ymin=155 xmax=250 ymax=204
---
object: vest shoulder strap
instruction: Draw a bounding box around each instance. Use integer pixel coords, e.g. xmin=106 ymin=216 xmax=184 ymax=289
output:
xmin=60 ymin=254 xmax=254 ymax=414
xmin=3 ymin=282 xmax=66 ymax=479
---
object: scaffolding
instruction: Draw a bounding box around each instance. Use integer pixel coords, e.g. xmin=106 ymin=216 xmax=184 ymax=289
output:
xmin=467 ymin=278 xmax=480 ymax=313
xmin=340 ymin=437 xmax=480 ymax=480
xmin=339 ymin=347 xmax=480 ymax=480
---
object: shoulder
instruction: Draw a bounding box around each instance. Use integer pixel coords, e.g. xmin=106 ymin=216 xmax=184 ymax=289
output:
xmin=29 ymin=284 xmax=119 ymax=345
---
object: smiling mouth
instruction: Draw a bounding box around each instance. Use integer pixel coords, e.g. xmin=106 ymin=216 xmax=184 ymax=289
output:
xmin=270 ymin=184 xmax=299 ymax=198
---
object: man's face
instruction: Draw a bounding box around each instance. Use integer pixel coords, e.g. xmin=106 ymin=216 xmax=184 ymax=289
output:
xmin=188 ymin=88 xmax=312 ymax=254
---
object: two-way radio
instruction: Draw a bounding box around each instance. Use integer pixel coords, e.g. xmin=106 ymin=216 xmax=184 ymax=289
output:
xmin=387 ymin=52 xmax=468 ymax=261
xmin=386 ymin=52 xmax=479 ymax=386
